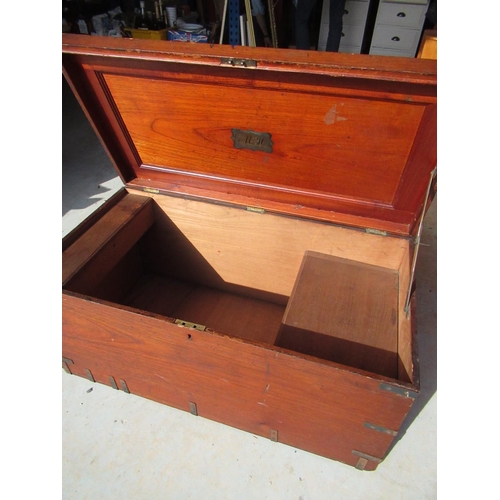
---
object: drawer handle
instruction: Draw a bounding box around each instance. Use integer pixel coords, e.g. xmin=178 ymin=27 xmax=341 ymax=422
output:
xmin=391 ymin=36 xmax=400 ymax=42
xmin=397 ymin=12 xmax=406 ymax=17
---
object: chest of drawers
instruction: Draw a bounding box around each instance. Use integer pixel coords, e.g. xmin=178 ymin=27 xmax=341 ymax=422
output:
xmin=369 ymin=0 xmax=429 ymax=57
xmin=318 ymin=0 xmax=371 ymax=53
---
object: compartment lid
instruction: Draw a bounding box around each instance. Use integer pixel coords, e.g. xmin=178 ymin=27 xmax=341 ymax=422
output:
xmin=62 ymin=34 xmax=436 ymax=236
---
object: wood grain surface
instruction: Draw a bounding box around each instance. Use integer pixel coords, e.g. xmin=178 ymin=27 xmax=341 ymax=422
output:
xmin=63 ymin=292 xmax=418 ymax=471
xmin=103 ymin=72 xmax=423 ymax=206
xmin=63 ymin=194 xmax=154 ymax=295
xmin=139 ymin=191 xmax=410 ymax=299
xmin=122 ymin=274 xmax=285 ymax=345
xmin=62 ymin=35 xmax=437 ymax=235
xmin=277 ymin=251 xmax=399 ymax=378
xmin=61 ymin=36 xmax=428 ymax=469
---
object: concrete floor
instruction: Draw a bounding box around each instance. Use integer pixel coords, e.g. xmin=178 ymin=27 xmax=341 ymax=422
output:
xmin=62 ymin=75 xmax=437 ymax=499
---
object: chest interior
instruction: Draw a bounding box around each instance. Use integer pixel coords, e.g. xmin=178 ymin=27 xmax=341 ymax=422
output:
xmin=62 ymin=189 xmax=413 ymax=382
xmin=62 ymin=35 xmax=435 ymax=392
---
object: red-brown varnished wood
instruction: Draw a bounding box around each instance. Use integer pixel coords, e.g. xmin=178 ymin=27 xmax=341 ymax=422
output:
xmin=62 ymin=189 xmax=128 ymax=251
xmin=63 ymin=194 xmax=154 ymax=294
xmin=103 ymin=71 xmax=423 ymax=205
xmin=62 ymin=34 xmax=437 ymax=85
xmin=276 ymin=252 xmax=399 ymax=378
xmin=171 ymin=286 xmax=285 ymax=344
xmin=126 ymin=179 xmax=417 ymax=235
xmin=121 ymin=274 xmax=285 ymax=344
xmin=62 ymin=35 xmax=430 ymax=470
xmin=392 ymin=103 xmax=437 ymax=221
xmin=62 ymin=292 xmax=418 ymax=471
xmin=62 ymin=34 xmax=437 ymax=236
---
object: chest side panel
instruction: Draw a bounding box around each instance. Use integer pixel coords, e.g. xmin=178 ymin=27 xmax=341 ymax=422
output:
xmin=62 ymin=293 xmax=417 ymax=471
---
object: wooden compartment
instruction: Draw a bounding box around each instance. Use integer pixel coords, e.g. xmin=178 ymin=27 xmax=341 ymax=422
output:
xmin=63 ymin=191 xmax=414 ymax=376
xmin=276 ymin=251 xmax=400 ymax=379
xmin=62 ymin=35 xmax=436 ymax=471
xmin=63 ymin=189 xmax=414 ymax=366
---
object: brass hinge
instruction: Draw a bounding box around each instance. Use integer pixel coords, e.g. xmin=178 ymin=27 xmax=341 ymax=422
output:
xmin=221 ymin=57 xmax=257 ymax=68
xmin=143 ymin=187 xmax=159 ymax=194
xmin=175 ymin=319 xmax=206 ymax=331
xmin=365 ymin=228 xmax=387 ymax=237
xmin=246 ymin=206 xmax=265 ymax=214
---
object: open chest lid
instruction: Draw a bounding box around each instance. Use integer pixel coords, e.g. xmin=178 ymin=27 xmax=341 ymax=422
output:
xmin=62 ymin=34 xmax=436 ymax=236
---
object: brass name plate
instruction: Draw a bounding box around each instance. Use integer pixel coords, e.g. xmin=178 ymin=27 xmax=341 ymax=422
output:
xmin=231 ymin=129 xmax=273 ymax=153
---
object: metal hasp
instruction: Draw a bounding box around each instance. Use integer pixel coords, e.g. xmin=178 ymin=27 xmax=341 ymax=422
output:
xmin=220 ymin=57 xmax=258 ymax=68
xmin=404 ymin=167 xmax=437 ymax=316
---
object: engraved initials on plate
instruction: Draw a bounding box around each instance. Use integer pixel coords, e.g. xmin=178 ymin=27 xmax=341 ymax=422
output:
xmin=231 ymin=129 xmax=273 ymax=153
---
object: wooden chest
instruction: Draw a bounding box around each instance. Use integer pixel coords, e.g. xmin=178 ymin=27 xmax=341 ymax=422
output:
xmin=62 ymin=34 xmax=436 ymax=471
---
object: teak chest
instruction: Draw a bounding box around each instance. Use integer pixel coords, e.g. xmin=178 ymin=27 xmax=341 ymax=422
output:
xmin=62 ymin=34 xmax=437 ymax=471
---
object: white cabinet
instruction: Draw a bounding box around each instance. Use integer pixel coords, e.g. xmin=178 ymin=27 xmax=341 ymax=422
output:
xmin=369 ymin=0 xmax=429 ymax=57
xmin=318 ymin=0 xmax=371 ymax=54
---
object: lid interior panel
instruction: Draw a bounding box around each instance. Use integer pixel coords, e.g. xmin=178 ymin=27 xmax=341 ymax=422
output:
xmin=63 ymin=36 xmax=437 ymax=235
xmin=103 ymin=71 xmax=426 ymax=207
